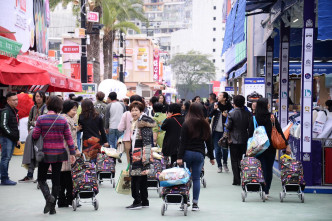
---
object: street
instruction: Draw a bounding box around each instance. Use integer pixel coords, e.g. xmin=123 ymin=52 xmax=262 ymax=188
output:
xmin=1 ymin=155 xmax=331 ymax=221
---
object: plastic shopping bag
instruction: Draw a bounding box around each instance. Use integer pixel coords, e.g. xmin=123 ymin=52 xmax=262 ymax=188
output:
xmin=282 ymin=122 xmax=293 ymax=140
xmin=115 ymin=164 xmax=131 ymax=195
xmin=246 ymin=116 xmax=270 ymax=157
xmin=159 ymin=167 xmax=191 ymax=187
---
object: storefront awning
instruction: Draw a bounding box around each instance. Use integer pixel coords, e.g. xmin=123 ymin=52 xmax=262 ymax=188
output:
xmin=318 ymin=0 xmax=332 ymax=41
xmin=228 ymin=62 xmax=247 ymax=80
xmin=0 ymin=57 xmax=82 ymax=92
xmin=268 ymin=62 xmax=332 ymax=76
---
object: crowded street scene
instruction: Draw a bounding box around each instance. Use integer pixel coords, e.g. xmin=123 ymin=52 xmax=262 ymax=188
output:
xmin=0 ymin=0 xmax=332 ymax=220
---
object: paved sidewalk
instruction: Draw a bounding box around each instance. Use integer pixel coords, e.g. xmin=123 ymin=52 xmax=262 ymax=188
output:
xmin=0 ymin=155 xmax=332 ymax=221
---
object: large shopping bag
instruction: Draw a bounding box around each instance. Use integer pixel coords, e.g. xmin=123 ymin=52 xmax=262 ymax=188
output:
xmin=159 ymin=167 xmax=191 ymax=187
xmin=115 ymin=164 xmax=131 ymax=195
xmin=246 ymin=116 xmax=270 ymax=157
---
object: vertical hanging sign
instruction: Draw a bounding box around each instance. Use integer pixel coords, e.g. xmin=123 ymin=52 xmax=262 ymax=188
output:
xmin=153 ymin=48 xmax=160 ymax=82
xmin=265 ymin=37 xmax=274 ymax=112
xmin=87 ymin=63 xmax=94 ymax=83
xmin=279 ymin=22 xmax=290 ymax=129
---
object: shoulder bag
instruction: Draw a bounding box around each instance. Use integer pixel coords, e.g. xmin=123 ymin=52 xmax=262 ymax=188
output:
xmin=270 ymin=115 xmax=287 ymax=150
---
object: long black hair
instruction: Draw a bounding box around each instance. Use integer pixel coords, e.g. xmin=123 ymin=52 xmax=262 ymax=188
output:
xmin=185 ymin=103 xmax=211 ymax=140
xmin=81 ymin=99 xmax=98 ymax=119
xmin=255 ymin=98 xmax=270 ymax=123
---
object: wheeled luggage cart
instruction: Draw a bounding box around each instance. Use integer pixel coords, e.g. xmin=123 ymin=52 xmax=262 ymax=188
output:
xmin=72 ymin=191 xmax=99 ymax=211
xmin=96 ymin=153 xmax=116 ymax=188
xmin=241 ymin=183 xmax=266 ymax=202
xmin=280 ymin=184 xmax=304 ymax=203
xmin=161 ymin=184 xmax=190 ymax=216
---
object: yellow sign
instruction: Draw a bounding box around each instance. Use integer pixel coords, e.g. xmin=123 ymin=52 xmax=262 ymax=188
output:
xmin=75 ymin=28 xmax=85 ymax=38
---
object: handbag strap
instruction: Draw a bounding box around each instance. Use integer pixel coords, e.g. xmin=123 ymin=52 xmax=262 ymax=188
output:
xmin=270 ymin=114 xmax=276 ymax=127
xmin=43 ymin=114 xmax=60 ymax=139
xmin=253 ymin=116 xmax=258 ymax=130
xmin=173 ymin=117 xmax=182 ymax=127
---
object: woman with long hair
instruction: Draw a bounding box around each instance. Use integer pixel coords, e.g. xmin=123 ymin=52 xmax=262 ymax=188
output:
xmin=32 ymin=95 xmax=76 ymax=215
xmin=248 ymin=98 xmax=291 ymax=198
xmin=158 ymin=94 xmax=169 ymax=113
xmin=78 ymin=99 xmax=108 ymax=160
xmin=177 ymin=103 xmax=215 ymax=211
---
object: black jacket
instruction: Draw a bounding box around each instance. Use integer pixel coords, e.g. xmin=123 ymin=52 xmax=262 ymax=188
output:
xmin=0 ymin=104 xmax=19 ymax=142
xmin=248 ymin=113 xmax=288 ymax=152
xmin=225 ymin=107 xmax=251 ymax=144
xmin=79 ymin=115 xmax=107 ymax=146
xmin=210 ymin=102 xmax=233 ymax=133
xmin=178 ymin=121 xmax=214 ymax=160
xmin=161 ymin=114 xmax=185 ymax=156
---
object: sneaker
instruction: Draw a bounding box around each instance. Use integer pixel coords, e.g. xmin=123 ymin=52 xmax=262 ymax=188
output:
xmin=1 ymin=179 xmax=17 ymax=185
xmin=142 ymin=201 xmax=149 ymax=208
xmin=217 ymin=167 xmax=222 ymax=173
xmin=192 ymin=203 xmax=200 ymax=211
xmin=223 ymin=165 xmax=229 ymax=173
xmin=126 ymin=203 xmax=142 ymax=210
xmin=18 ymin=176 xmax=34 ymax=183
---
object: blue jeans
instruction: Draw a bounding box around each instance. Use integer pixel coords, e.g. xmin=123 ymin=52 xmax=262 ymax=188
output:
xmin=0 ymin=136 xmax=15 ymax=181
xmin=108 ymin=129 xmax=123 ymax=149
xmin=183 ymin=150 xmax=204 ymax=204
xmin=212 ymin=131 xmax=228 ymax=168
xmin=77 ymin=131 xmax=82 ymax=151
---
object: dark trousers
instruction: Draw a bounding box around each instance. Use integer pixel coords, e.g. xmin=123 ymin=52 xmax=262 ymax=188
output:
xmin=59 ymin=171 xmax=73 ymax=204
xmin=257 ymin=149 xmax=276 ymax=194
xmin=38 ymin=162 xmax=62 ymax=200
xmin=213 ymin=131 xmax=228 ymax=168
xmin=230 ymin=143 xmax=247 ymax=185
xmin=131 ymin=175 xmax=148 ymax=205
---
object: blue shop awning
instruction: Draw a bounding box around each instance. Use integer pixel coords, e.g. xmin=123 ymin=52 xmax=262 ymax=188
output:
xmin=318 ymin=0 xmax=332 ymax=41
xmin=228 ymin=63 xmax=247 ymax=80
xmin=270 ymin=62 xmax=332 ymax=76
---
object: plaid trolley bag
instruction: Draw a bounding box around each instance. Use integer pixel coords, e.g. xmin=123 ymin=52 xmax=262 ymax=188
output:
xmin=279 ymin=157 xmax=306 ymax=203
xmin=71 ymin=156 xmax=99 ymax=211
xmin=96 ymin=153 xmax=116 ymax=188
xmin=240 ymin=157 xmax=266 ymax=202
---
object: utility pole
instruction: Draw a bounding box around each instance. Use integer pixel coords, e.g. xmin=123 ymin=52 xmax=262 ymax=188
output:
xmin=119 ymin=31 xmax=124 ymax=83
xmin=81 ymin=0 xmax=87 ymax=83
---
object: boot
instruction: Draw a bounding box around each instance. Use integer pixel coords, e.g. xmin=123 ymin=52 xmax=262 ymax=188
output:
xmin=38 ymin=181 xmax=55 ymax=214
xmin=50 ymin=186 xmax=60 ymax=215
xmin=58 ymin=186 xmax=68 ymax=208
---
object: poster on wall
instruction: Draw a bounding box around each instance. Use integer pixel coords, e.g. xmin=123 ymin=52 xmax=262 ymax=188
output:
xmin=70 ymin=63 xmax=80 ymax=80
xmin=244 ymin=78 xmax=265 ymax=104
xmin=135 ymin=47 xmax=149 ymax=71
xmin=33 ymin=0 xmax=49 ymax=54
xmin=87 ymin=63 xmax=93 ymax=83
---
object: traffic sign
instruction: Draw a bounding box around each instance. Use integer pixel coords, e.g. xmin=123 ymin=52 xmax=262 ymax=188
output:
xmin=60 ymin=44 xmax=81 ymax=54
xmin=87 ymin=12 xmax=99 ymax=22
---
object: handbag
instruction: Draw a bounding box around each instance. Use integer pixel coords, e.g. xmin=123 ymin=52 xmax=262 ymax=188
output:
xmin=116 ymin=164 xmax=131 ymax=195
xmin=34 ymin=115 xmax=60 ymax=162
xmin=270 ymin=115 xmax=287 ymax=150
xmin=246 ymin=116 xmax=270 ymax=157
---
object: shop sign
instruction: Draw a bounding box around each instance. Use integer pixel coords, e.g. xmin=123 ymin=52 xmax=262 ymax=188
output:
xmin=279 ymin=41 xmax=289 ymax=128
xmin=87 ymin=12 xmax=99 ymax=22
xmin=244 ymin=78 xmax=265 ymax=104
xmin=0 ymin=36 xmax=22 ymax=58
xmin=87 ymin=63 xmax=93 ymax=83
xmin=70 ymin=63 xmax=81 ymax=80
xmin=75 ymin=28 xmax=85 ymax=38
xmin=112 ymin=57 xmax=118 ymax=77
xmin=153 ymin=48 xmax=159 ymax=81
xmin=60 ymin=44 xmax=81 ymax=54
xmin=265 ymin=43 xmax=273 ymax=112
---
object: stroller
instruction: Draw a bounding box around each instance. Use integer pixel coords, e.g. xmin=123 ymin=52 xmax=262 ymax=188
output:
xmin=279 ymin=155 xmax=306 ymax=203
xmin=96 ymin=153 xmax=116 ymax=188
xmin=160 ymin=163 xmax=191 ymax=216
xmin=71 ymin=155 xmax=99 ymax=211
xmin=240 ymin=157 xmax=266 ymax=202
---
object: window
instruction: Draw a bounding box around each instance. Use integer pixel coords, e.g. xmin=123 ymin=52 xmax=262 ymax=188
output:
xmin=213 ymin=59 xmax=216 ymax=63
xmin=222 ymin=69 xmax=224 ymax=73
xmin=213 ymin=17 xmax=216 ymax=20
xmin=222 ymin=59 xmax=224 ymax=62
xmin=213 ymin=6 xmax=216 ymax=10
xmin=213 ymin=38 xmax=216 ymax=42
xmin=213 ymin=27 xmax=216 ymax=31
xmin=213 ymin=49 xmax=216 ymax=52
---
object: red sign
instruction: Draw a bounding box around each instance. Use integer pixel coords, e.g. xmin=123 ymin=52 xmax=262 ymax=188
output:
xmin=211 ymin=81 xmax=221 ymax=95
xmin=87 ymin=12 xmax=99 ymax=22
xmin=153 ymin=48 xmax=159 ymax=82
xmin=70 ymin=63 xmax=81 ymax=80
xmin=87 ymin=63 xmax=93 ymax=83
xmin=60 ymin=45 xmax=81 ymax=54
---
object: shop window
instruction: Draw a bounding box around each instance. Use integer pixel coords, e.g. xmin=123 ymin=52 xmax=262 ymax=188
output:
xmin=213 ymin=6 xmax=216 ymax=10
xmin=213 ymin=59 xmax=216 ymax=63
xmin=213 ymin=49 xmax=216 ymax=52
xmin=213 ymin=27 xmax=216 ymax=31
xmin=213 ymin=38 xmax=216 ymax=42
xmin=213 ymin=17 xmax=216 ymax=20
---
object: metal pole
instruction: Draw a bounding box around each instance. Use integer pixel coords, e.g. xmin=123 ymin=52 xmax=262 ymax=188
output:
xmin=81 ymin=0 xmax=87 ymax=83
xmin=119 ymin=31 xmax=124 ymax=83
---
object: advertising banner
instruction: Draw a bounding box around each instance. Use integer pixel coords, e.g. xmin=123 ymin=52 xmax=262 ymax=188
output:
xmin=64 ymin=83 xmax=97 ymax=102
xmin=112 ymin=57 xmax=118 ymax=77
xmin=244 ymin=78 xmax=265 ymax=103
xmin=265 ymin=38 xmax=274 ymax=112
xmin=153 ymin=48 xmax=159 ymax=81
xmin=225 ymin=87 xmax=234 ymax=96
xmin=135 ymin=47 xmax=149 ymax=71
xmin=87 ymin=63 xmax=93 ymax=83
xmin=70 ymin=63 xmax=81 ymax=80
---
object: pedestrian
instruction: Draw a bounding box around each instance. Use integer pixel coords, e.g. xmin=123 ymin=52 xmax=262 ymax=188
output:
xmin=118 ymin=95 xmax=144 ymax=165
xmin=161 ymin=103 xmax=184 ymax=165
xmin=0 ymin=92 xmax=20 ymax=185
xmin=79 ymin=99 xmax=109 ymax=161
xmin=182 ymin=100 xmax=190 ymax=117
xmin=58 ymin=100 xmax=80 ymax=208
xmin=68 ymin=94 xmax=76 ymax=100
xmin=123 ymin=98 xmax=130 ymax=111
xmin=158 ymin=94 xmax=169 ymax=113
xmin=225 ymin=95 xmax=251 ymax=185
xmin=210 ymin=92 xmax=233 ymax=173
xmin=75 ymin=96 xmax=83 ymax=151
xmin=208 ymin=93 xmax=217 ymax=122
xmin=146 ymin=96 xmax=158 ymax=117
xmin=251 ymin=101 xmax=257 ymax=115
xmin=32 ymin=95 xmax=76 ymax=215
xmin=94 ymin=91 xmax=107 ymax=122
xmin=20 ymin=91 xmax=47 ymax=183
xmin=105 ymin=92 xmax=126 ymax=156
xmin=152 ymin=102 xmax=167 ymax=148
xmin=126 ymin=101 xmax=156 ymax=210
xmin=248 ymin=98 xmax=291 ymax=198
xmin=177 ymin=103 xmax=215 ymax=211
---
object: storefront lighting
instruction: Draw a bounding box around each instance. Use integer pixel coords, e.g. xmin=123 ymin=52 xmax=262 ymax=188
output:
xmin=293 ymin=18 xmax=299 ymax=23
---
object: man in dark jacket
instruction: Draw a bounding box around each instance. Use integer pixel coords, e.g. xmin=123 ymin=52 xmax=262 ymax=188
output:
xmin=161 ymin=103 xmax=184 ymax=165
xmin=0 ymin=92 xmax=20 ymax=185
xmin=225 ymin=95 xmax=251 ymax=185
xmin=209 ymin=92 xmax=233 ymax=173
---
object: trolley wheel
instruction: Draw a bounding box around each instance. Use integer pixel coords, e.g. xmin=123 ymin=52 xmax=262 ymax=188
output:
xmin=183 ymin=204 xmax=188 ymax=216
xmin=161 ymin=203 xmax=166 ymax=216
xmin=72 ymin=199 xmax=77 ymax=211
xmin=241 ymin=191 xmax=246 ymax=202
xmin=280 ymin=192 xmax=284 ymax=203
xmin=202 ymin=178 xmax=207 ymax=188
xmin=99 ymin=181 xmax=102 ymax=184
xmin=300 ymin=193 xmax=304 ymax=203
xmin=94 ymin=199 xmax=99 ymax=210
xmin=262 ymin=192 xmax=266 ymax=202
xmin=112 ymin=179 xmax=116 ymax=188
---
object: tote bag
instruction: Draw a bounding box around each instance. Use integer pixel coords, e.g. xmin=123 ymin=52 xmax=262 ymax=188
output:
xmin=246 ymin=116 xmax=270 ymax=157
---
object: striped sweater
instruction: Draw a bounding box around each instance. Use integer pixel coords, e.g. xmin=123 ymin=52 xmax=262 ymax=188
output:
xmin=32 ymin=114 xmax=75 ymax=163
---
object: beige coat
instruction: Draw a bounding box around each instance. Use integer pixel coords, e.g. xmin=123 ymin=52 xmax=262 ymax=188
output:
xmin=61 ymin=114 xmax=78 ymax=171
